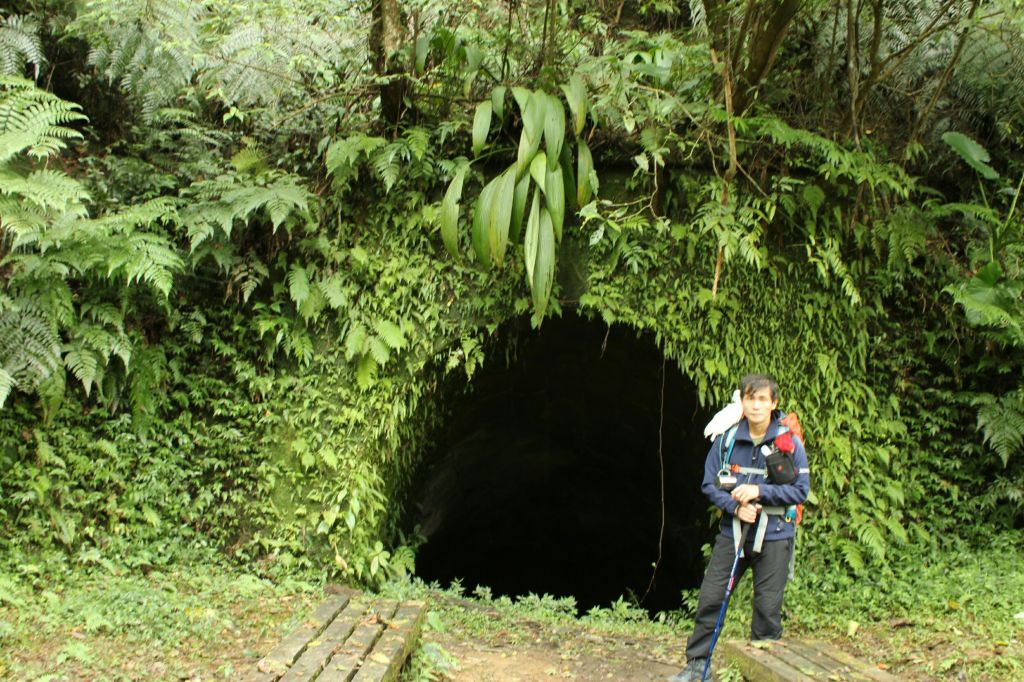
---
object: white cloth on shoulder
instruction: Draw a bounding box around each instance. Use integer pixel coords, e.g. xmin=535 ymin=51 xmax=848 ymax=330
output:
xmin=703 ymin=389 xmax=743 ymax=440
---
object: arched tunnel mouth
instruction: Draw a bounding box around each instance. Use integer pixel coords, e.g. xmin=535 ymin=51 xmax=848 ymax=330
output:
xmin=407 ymin=312 xmax=719 ymax=614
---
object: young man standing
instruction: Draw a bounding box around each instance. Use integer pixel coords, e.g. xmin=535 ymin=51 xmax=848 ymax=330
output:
xmin=669 ymin=374 xmax=810 ymax=682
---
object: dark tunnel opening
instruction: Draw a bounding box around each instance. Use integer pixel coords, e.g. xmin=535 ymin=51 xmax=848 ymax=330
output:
xmin=408 ymin=313 xmax=719 ymax=614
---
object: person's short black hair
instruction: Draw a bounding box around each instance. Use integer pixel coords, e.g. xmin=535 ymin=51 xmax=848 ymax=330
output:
xmin=740 ymin=373 xmax=779 ymax=401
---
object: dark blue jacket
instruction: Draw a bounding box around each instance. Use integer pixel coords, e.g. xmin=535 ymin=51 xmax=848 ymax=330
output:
xmin=702 ymin=412 xmax=810 ymax=542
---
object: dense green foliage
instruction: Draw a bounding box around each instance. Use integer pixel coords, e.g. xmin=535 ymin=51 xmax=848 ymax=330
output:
xmin=0 ymin=554 xmax=321 ymax=678
xmin=1 ymin=0 xmax=1023 ymax=595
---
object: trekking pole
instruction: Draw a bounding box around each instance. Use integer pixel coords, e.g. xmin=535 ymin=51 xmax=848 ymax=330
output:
xmin=701 ymin=520 xmax=752 ymax=682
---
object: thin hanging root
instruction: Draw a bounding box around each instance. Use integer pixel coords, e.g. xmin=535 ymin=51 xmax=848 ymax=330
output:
xmin=712 ymin=248 xmax=724 ymax=299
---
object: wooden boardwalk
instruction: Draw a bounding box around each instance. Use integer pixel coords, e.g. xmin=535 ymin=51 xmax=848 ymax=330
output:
xmin=248 ymin=588 xmax=427 ymax=682
xmin=720 ymin=639 xmax=899 ymax=681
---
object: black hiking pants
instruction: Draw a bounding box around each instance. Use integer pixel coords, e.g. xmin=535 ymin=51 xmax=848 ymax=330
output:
xmin=685 ymin=533 xmax=793 ymax=661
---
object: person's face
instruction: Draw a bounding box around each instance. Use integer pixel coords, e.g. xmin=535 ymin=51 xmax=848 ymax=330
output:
xmin=741 ymin=387 xmax=778 ymax=430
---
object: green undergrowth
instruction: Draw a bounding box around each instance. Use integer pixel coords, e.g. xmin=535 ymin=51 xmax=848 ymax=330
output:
xmin=388 ymin=579 xmax=686 ymax=681
xmin=718 ymin=529 xmax=1024 ymax=680
xmin=390 ymin=530 xmax=1024 ymax=681
xmin=1 ymin=532 xmax=1020 ymax=680
xmin=0 ymin=550 xmax=320 ymax=681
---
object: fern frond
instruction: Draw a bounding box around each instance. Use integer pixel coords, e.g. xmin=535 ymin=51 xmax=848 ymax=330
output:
xmin=975 ymin=390 xmax=1024 ymax=467
xmin=389 ymin=545 xmax=416 ymax=577
xmin=183 ymin=171 xmax=314 ymax=242
xmin=0 ymin=301 xmax=61 ymax=396
xmin=741 ymin=114 xmax=911 ymax=197
xmin=324 ymin=134 xmax=387 ymax=186
xmin=837 ymin=538 xmax=865 ymax=572
xmin=79 ymin=0 xmax=199 ymax=114
xmin=404 ymin=127 xmax=432 ymax=162
xmin=0 ymin=194 xmax=47 ymax=239
xmin=80 ymin=302 xmax=123 ymax=329
xmin=98 ymin=233 xmax=180 ymax=297
xmin=230 ymin=146 xmax=267 ymax=174
xmin=0 ymin=367 xmax=13 ymax=407
xmin=82 ymin=195 xmax=178 ymax=236
xmin=128 ymin=343 xmax=166 ymax=424
xmin=79 ymin=323 xmax=116 ymax=355
xmin=287 ymin=326 xmax=314 ymax=365
xmin=226 ymin=256 xmax=268 ymax=303
xmin=883 ymin=205 xmax=931 ymax=272
xmin=64 ymin=345 xmax=102 ymax=397
xmin=0 ymin=77 xmax=86 ymax=162
xmin=854 ymin=519 xmax=886 ymax=561
xmin=371 ymin=140 xmax=409 ymax=192
xmin=0 ymin=14 xmax=44 ymax=79
xmin=0 ymin=168 xmax=90 ymax=214
xmin=287 ymin=264 xmax=311 ymax=306
xmin=205 ymin=23 xmax=280 ymax=107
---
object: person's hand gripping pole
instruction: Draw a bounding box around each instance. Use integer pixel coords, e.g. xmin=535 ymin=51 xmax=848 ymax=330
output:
xmin=731 ymin=484 xmax=761 ymax=523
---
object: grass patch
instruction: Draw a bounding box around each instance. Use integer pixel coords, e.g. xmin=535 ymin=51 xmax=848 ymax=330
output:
xmin=393 ymin=530 xmax=1024 ymax=681
xmin=0 ymin=554 xmax=319 ymax=681
xmin=2 ymin=531 xmax=1021 ymax=681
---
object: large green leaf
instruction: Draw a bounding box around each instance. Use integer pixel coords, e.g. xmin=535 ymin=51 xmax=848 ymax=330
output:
xmin=440 ymin=167 xmax=467 ymax=258
xmin=560 ymin=75 xmax=588 ymax=137
xmin=529 ymin=151 xmax=548 ymax=191
xmin=510 ymin=173 xmax=530 ymax=243
xmin=942 ymin=132 xmax=999 ymax=180
xmin=560 ymin=142 xmax=577 ymax=213
xmin=577 ymin=139 xmax=594 ymax=207
xmin=516 ymin=92 xmax=545 ymax=179
xmin=488 ymin=167 xmax=516 ymax=265
xmin=415 ymin=33 xmax=430 ymax=74
xmin=545 ymin=164 xmax=565 ymax=242
xmin=511 ymin=86 xmax=530 ymax=114
xmin=532 ymin=207 xmax=556 ymax=320
xmin=491 ymin=85 xmax=507 ymax=120
xmin=543 ymin=93 xmax=565 ymax=171
xmin=472 ymin=101 xmax=492 ymax=157
xmin=524 ymin=188 xmax=541 ymax=283
xmin=472 ymin=178 xmax=497 ymax=267
xmin=522 ymin=91 xmax=545 ymax=144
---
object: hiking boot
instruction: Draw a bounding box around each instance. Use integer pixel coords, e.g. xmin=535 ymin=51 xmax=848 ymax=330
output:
xmin=665 ymin=657 xmax=712 ymax=682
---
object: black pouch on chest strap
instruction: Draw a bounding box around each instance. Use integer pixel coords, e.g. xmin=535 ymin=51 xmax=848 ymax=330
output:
xmin=765 ymin=450 xmax=798 ymax=485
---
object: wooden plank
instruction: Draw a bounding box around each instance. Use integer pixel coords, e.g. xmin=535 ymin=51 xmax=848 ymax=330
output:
xmin=250 ymin=593 xmax=351 ymax=681
xmin=719 ymin=639 xmax=901 ymax=682
xmin=278 ymin=598 xmax=374 ymax=682
xmin=316 ymin=601 xmax=401 ymax=682
xmin=350 ymin=601 xmax=428 ymax=682
xmin=799 ymin=640 xmax=900 ymax=682
xmin=767 ymin=641 xmax=856 ymax=679
xmin=779 ymin=641 xmax=877 ymax=681
xmin=719 ymin=640 xmax=820 ymax=682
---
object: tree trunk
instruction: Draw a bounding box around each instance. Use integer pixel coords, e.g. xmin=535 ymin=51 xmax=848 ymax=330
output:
xmin=370 ymin=0 xmax=408 ymax=128
xmin=701 ymin=0 xmax=803 ymax=114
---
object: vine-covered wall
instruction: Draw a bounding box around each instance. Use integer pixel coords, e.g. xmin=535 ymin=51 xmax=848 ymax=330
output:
xmin=4 ymin=0 xmax=1023 ymax=592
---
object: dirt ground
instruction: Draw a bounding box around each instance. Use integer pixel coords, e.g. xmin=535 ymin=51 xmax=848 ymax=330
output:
xmin=430 ymin=617 xmax=691 ymax=681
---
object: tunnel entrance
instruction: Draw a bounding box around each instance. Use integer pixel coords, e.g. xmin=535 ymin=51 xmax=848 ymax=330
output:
xmin=409 ymin=313 xmax=718 ymax=613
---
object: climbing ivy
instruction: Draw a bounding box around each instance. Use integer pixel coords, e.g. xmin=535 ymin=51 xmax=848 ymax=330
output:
xmin=2 ymin=0 xmax=1023 ymax=590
